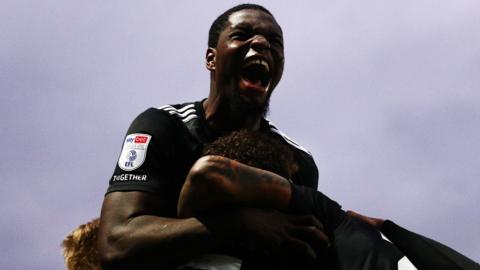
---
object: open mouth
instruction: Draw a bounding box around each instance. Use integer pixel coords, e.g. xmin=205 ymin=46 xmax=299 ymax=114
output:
xmin=240 ymin=58 xmax=271 ymax=91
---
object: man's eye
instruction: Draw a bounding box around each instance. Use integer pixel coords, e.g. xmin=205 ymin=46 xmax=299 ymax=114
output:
xmin=231 ymin=32 xmax=249 ymax=41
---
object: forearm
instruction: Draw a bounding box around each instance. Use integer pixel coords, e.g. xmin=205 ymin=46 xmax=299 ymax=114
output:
xmin=100 ymin=216 xmax=215 ymax=269
xmin=99 ymin=192 xmax=226 ymax=270
xmin=177 ymin=155 xmax=292 ymax=217
xmin=178 ymin=156 xmax=346 ymax=234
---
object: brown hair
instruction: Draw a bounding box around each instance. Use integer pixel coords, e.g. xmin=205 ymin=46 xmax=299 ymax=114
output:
xmin=203 ymin=129 xmax=298 ymax=178
xmin=61 ymin=218 xmax=101 ymax=270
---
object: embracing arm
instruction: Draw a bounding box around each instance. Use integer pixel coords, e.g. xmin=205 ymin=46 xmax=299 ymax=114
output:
xmin=176 ymin=155 xmax=330 ymax=261
xmin=99 ymin=189 xmax=328 ymax=269
xmin=98 ymin=191 xmax=225 ymax=270
xmin=178 ymin=155 xmax=346 ymax=235
xmin=177 ymin=155 xmax=292 ymax=218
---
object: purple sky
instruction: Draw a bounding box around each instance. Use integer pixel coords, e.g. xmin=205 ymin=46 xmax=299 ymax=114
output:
xmin=1 ymin=0 xmax=479 ymax=269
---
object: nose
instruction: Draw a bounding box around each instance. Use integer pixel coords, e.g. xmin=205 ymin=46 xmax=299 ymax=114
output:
xmin=250 ymin=35 xmax=270 ymax=51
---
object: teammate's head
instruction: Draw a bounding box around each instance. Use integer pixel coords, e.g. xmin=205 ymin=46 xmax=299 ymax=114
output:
xmin=206 ymin=5 xmax=284 ymax=121
xmin=203 ymin=129 xmax=298 ymax=179
xmin=62 ymin=218 xmax=101 ymax=270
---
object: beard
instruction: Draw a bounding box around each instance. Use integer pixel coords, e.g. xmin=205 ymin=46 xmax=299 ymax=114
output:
xmin=227 ymin=91 xmax=270 ymax=121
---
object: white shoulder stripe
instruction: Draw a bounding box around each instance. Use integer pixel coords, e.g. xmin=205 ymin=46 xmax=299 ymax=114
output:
xmin=158 ymin=104 xmax=172 ymax=110
xmin=160 ymin=104 xmax=194 ymax=113
xmin=158 ymin=104 xmax=198 ymax=123
xmin=182 ymin=114 xmax=198 ymax=123
xmin=167 ymin=108 xmax=196 ymax=118
xmin=267 ymin=120 xmax=312 ymax=156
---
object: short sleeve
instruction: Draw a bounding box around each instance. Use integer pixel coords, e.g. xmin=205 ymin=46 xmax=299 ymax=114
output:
xmin=291 ymin=150 xmax=319 ymax=190
xmin=106 ymin=108 xmax=177 ymax=195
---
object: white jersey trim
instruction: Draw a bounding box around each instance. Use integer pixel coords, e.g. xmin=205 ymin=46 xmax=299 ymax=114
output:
xmin=266 ymin=120 xmax=312 ymax=156
xmin=381 ymin=233 xmax=417 ymax=270
xmin=158 ymin=104 xmax=198 ymax=123
xmin=178 ymin=253 xmax=242 ymax=270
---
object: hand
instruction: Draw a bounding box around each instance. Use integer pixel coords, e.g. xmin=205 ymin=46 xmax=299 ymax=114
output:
xmin=347 ymin=210 xmax=385 ymax=229
xmin=201 ymin=208 xmax=330 ymax=262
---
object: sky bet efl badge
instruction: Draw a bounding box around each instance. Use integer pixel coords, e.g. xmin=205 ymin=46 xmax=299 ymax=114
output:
xmin=118 ymin=133 xmax=152 ymax=171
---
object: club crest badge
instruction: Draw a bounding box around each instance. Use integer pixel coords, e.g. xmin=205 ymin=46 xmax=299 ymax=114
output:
xmin=118 ymin=133 xmax=152 ymax=171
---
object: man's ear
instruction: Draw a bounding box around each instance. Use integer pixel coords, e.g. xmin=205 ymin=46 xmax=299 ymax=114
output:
xmin=206 ymin=48 xmax=216 ymax=71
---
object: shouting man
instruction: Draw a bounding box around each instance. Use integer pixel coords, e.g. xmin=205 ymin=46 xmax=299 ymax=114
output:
xmin=98 ymin=4 xmax=326 ymax=270
xmin=97 ymin=4 xmax=480 ymax=270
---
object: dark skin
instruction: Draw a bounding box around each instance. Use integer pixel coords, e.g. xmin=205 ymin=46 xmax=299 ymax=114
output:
xmin=177 ymin=155 xmax=294 ymax=218
xmin=177 ymin=156 xmax=330 ymax=256
xmin=204 ymin=9 xmax=285 ymax=134
xmin=177 ymin=157 xmax=384 ymax=233
xmin=98 ymin=9 xmax=328 ymax=269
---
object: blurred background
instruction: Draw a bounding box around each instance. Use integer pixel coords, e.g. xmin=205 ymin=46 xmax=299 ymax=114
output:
xmin=1 ymin=0 xmax=479 ymax=269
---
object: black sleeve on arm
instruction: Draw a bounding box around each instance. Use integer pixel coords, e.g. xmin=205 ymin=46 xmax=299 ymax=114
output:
xmin=106 ymin=108 xmax=177 ymax=198
xmin=292 ymin=150 xmax=319 ymax=189
xmin=381 ymin=220 xmax=480 ymax=270
xmin=289 ymin=186 xmax=410 ymax=270
xmin=287 ymin=147 xmax=346 ymax=234
xmin=288 ymin=184 xmax=346 ymax=234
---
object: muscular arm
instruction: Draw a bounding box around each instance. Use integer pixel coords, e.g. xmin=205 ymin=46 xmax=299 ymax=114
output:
xmin=98 ymin=191 xmax=224 ymax=270
xmin=100 ymin=192 xmax=297 ymax=269
xmin=178 ymin=155 xmax=346 ymax=236
xmin=100 ymin=170 xmax=328 ymax=269
xmin=177 ymin=155 xmax=292 ymax=218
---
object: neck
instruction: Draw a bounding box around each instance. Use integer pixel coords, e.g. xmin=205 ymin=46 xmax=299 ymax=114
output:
xmin=203 ymin=97 xmax=262 ymax=136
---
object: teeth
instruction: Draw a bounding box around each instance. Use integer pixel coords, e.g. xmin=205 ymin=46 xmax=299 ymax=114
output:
xmin=244 ymin=59 xmax=270 ymax=72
